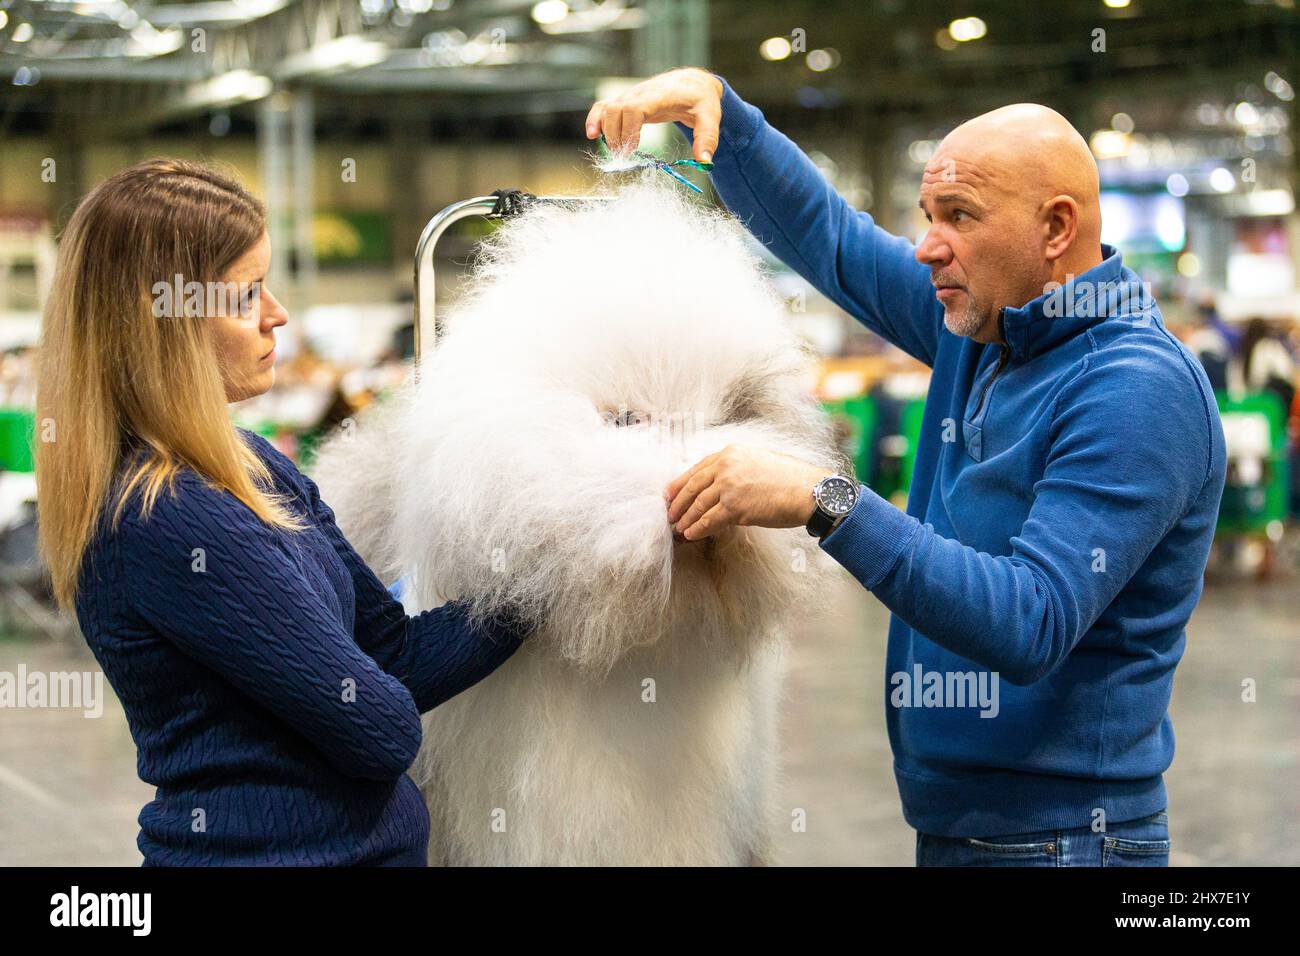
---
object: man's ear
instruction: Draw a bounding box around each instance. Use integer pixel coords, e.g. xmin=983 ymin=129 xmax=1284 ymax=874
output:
xmin=1041 ymin=195 xmax=1079 ymax=262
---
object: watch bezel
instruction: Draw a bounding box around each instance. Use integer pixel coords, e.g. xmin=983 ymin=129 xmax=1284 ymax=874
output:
xmin=813 ymin=474 xmax=859 ymax=517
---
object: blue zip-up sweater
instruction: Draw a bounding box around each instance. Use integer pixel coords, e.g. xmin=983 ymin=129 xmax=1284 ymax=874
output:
xmin=680 ymin=78 xmax=1227 ymax=837
xmin=73 ymin=428 xmax=525 ymax=865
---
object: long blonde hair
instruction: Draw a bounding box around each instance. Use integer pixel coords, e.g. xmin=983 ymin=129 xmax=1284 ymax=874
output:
xmin=36 ymin=157 xmax=306 ymax=612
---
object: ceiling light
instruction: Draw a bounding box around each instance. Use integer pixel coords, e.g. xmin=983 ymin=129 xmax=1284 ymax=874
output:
xmin=1209 ymin=167 xmax=1236 ymax=193
xmin=531 ymin=0 xmax=569 ymax=25
xmin=806 ymin=49 xmax=834 ymax=71
xmin=760 ymin=37 xmax=792 ymax=61
xmin=948 ymin=17 xmax=987 ymax=42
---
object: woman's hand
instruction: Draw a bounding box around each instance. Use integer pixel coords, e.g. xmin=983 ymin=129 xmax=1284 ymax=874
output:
xmin=665 ymin=445 xmax=833 ymax=540
xmin=585 ymin=67 xmax=725 ymax=163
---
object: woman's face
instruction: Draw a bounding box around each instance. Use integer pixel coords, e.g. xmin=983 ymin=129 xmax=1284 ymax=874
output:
xmin=211 ymin=231 xmax=288 ymax=404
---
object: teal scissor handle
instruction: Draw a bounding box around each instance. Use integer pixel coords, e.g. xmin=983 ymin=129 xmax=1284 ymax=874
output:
xmin=664 ymin=157 xmax=715 ymax=172
xmin=657 ymin=163 xmax=704 ymax=194
xmin=597 ymin=134 xmax=713 ymax=193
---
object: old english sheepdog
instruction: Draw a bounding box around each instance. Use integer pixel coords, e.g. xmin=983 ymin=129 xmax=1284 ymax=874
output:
xmin=312 ymin=178 xmax=845 ymax=865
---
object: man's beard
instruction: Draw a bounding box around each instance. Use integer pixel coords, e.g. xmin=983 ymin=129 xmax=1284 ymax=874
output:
xmin=942 ymin=293 xmax=988 ymax=338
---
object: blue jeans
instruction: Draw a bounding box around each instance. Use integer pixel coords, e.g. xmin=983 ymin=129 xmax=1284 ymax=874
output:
xmin=915 ymin=809 xmax=1170 ymax=867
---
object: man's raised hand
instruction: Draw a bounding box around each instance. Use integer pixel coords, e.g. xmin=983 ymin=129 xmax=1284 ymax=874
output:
xmin=585 ymin=68 xmax=725 ymax=164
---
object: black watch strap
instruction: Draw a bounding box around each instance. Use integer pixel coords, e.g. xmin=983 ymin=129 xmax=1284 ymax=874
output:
xmin=806 ymin=504 xmax=837 ymax=539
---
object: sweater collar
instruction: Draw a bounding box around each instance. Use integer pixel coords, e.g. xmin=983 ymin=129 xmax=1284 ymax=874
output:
xmin=998 ymin=244 xmax=1140 ymax=361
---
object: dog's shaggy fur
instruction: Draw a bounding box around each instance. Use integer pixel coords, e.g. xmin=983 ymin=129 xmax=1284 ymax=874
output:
xmin=311 ymin=178 xmax=845 ymax=865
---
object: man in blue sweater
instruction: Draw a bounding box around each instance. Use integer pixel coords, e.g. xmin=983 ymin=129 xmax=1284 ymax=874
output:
xmin=587 ymin=69 xmax=1226 ymax=866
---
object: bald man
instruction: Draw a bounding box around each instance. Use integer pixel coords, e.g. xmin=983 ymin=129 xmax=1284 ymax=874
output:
xmin=588 ymin=69 xmax=1226 ymax=867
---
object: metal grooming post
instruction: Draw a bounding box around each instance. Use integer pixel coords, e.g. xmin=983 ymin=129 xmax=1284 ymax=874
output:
xmin=412 ymin=192 xmax=613 ymax=364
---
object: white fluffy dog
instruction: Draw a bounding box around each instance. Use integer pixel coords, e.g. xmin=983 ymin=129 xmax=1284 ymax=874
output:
xmin=312 ymin=178 xmax=844 ymax=865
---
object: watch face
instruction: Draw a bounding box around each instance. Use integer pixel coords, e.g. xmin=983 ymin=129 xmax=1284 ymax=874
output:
xmin=817 ymin=476 xmax=858 ymax=515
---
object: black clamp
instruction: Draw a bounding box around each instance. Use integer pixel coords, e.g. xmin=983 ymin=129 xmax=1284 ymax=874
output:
xmin=489 ymin=188 xmax=537 ymax=219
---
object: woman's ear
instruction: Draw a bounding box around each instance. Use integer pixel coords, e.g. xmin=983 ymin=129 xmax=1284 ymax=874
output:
xmin=1042 ymin=195 xmax=1080 ymax=263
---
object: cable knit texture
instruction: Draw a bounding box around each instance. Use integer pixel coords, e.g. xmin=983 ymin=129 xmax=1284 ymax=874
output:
xmin=73 ymin=427 xmax=525 ymax=866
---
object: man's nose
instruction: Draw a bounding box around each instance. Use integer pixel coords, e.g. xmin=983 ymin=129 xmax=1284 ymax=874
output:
xmin=914 ymin=228 xmax=952 ymax=268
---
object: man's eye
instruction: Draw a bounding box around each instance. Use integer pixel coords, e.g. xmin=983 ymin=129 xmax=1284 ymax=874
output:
xmin=953 ymin=209 xmax=969 ymax=222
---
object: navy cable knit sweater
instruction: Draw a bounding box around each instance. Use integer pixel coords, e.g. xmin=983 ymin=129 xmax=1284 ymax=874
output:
xmin=73 ymin=427 xmax=525 ymax=865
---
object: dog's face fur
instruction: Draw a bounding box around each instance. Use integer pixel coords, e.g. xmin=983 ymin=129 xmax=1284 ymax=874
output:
xmin=317 ymin=179 xmax=844 ymax=675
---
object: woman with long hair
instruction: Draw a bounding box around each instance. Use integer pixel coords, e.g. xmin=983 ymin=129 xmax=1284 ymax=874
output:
xmin=35 ymin=158 xmax=527 ymax=866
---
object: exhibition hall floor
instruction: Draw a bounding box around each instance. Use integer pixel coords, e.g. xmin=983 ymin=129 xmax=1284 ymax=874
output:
xmin=1 ymin=576 xmax=1296 ymax=866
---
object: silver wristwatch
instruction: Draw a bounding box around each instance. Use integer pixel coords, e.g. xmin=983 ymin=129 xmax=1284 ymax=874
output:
xmin=806 ymin=474 xmax=860 ymax=540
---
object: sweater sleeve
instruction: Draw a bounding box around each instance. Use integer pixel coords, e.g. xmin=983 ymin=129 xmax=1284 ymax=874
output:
xmin=675 ymin=74 xmax=944 ymax=367
xmin=246 ymin=434 xmax=527 ymax=714
xmin=306 ymin=477 xmax=526 ymax=714
xmin=818 ymin=346 xmax=1221 ymax=685
xmin=117 ymin=472 xmax=424 ymax=781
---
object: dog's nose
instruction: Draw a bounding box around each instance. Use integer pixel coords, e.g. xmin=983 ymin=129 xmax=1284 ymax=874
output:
xmin=600 ymin=406 xmax=649 ymax=428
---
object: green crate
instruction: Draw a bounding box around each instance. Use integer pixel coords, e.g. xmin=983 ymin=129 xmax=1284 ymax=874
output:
xmin=0 ymin=408 xmax=35 ymax=473
xmin=821 ymin=395 xmax=877 ymax=485
xmin=898 ymin=397 xmax=927 ymax=498
xmin=1214 ymin=390 xmax=1288 ymax=533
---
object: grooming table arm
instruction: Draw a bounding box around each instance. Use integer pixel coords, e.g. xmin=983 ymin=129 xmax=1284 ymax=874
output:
xmin=412 ymin=193 xmax=613 ymax=363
